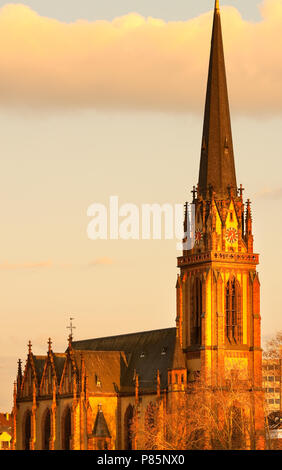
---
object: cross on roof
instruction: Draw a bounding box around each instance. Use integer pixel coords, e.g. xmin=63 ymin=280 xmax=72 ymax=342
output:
xmin=239 ymin=184 xmax=245 ymax=198
xmin=67 ymin=317 xmax=76 ymax=340
xmin=191 ymin=186 xmax=197 ymax=201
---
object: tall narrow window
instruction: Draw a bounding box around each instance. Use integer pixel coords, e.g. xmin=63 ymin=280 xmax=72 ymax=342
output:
xmin=124 ymin=405 xmax=134 ymax=450
xmin=230 ymin=406 xmax=245 ymax=449
xmin=225 ymin=278 xmax=242 ymax=344
xmin=191 ymin=278 xmax=202 ymax=345
xmin=42 ymin=409 xmax=51 ymax=450
xmin=62 ymin=407 xmax=71 ymax=450
xmin=24 ymin=410 xmax=31 ymax=450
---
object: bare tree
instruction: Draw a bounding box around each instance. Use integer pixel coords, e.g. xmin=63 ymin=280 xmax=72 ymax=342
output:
xmin=133 ymin=366 xmax=264 ymax=450
xmin=264 ymin=332 xmax=282 ymax=359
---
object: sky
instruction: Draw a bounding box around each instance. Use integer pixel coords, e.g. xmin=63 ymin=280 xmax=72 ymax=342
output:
xmin=0 ymin=0 xmax=282 ymax=411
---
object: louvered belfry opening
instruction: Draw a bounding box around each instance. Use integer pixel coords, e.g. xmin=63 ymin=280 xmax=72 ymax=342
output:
xmin=225 ymin=278 xmax=242 ymax=344
xmin=191 ymin=278 xmax=202 ymax=345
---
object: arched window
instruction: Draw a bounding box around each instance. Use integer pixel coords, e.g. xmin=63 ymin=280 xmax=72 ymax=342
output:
xmin=62 ymin=407 xmax=71 ymax=450
xmin=124 ymin=405 xmax=134 ymax=450
xmin=23 ymin=410 xmax=31 ymax=450
xmin=191 ymin=278 xmax=202 ymax=345
xmin=225 ymin=278 xmax=242 ymax=344
xmin=230 ymin=406 xmax=245 ymax=449
xmin=42 ymin=409 xmax=51 ymax=450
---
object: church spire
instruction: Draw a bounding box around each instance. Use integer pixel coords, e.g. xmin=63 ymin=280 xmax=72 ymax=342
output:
xmin=198 ymin=1 xmax=237 ymax=199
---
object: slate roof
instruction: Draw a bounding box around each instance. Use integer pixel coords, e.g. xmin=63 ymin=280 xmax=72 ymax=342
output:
xmin=72 ymin=327 xmax=186 ymax=394
xmin=72 ymin=350 xmax=125 ymax=393
xmin=32 ymin=355 xmax=46 ymax=383
xmin=198 ymin=2 xmax=237 ymax=199
xmin=53 ymin=353 xmax=66 ymax=383
xmin=92 ymin=408 xmax=111 ymax=438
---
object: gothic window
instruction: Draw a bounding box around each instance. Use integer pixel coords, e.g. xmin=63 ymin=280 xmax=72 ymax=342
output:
xmin=191 ymin=278 xmax=202 ymax=345
xmin=225 ymin=278 xmax=242 ymax=344
xmin=42 ymin=409 xmax=51 ymax=450
xmin=124 ymin=405 xmax=134 ymax=450
xmin=23 ymin=410 xmax=31 ymax=450
xmin=230 ymin=406 xmax=245 ymax=450
xmin=62 ymin=407 xmax=71 ymax=450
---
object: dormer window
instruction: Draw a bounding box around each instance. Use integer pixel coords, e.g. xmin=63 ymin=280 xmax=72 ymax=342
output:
xmin=140 ymin=352 xmax=145 ymax=358
xmin=96 ymin=374 xmax=101 ymax=387
xmin=161 ymin=347 xmax=167 ymax=356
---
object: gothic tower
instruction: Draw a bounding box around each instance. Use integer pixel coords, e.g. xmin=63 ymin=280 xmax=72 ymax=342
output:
xmin=176 ymin=1 xmax=265 ymax=448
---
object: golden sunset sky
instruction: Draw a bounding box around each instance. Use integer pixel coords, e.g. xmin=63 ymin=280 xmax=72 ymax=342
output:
xmin=0 ymin=0 xmax=282 ymax=410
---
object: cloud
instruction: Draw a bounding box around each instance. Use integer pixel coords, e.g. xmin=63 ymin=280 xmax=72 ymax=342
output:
xmin=88 ymin=257 xmax=114 ymax=267
xmin=0 ymin=259 xmax=115 ymax=270
xmin=0 ymin=1 xmax=282 ymax=113
xmin=0 ymin=261 xmax=52 ymax=270
xmin=254 ymin=187 xmax=282 ymax=200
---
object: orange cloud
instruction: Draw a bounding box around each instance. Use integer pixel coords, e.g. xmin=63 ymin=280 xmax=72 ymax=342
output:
xmin=0 ymin=261 xmax=53 ymax=270
xmin=254 ymin=187 xmax=282 ymax=199
xmin=0 ymin=1 xmax=282 ymax=113
xmin=88 ymin=257 xmax=114 ymax=267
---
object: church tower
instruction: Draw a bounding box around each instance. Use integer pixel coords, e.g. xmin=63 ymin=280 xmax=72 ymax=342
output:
xmin=176 ymin=1 xmax=264 ymax=447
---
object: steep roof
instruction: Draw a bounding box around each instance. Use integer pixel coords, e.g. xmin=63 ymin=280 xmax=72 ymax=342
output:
xmin=72 ymin=350 xmax=125 ymax=393
xmin=72 ymin=327 xmax=186 ymax=393
xmin=32 ymin=355 xmax=46 ymax=383
xmin=52 ymin=353 xmax=66 ymax=383
xmin=198 ymin=0 xmax=237 ymax=199
xmin=92 ymin=408 xmax=111 ymax=438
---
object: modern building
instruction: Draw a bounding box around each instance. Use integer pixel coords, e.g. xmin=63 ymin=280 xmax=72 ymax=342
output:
xmin=12 ymin=1 xmax=265 ymax=450
xmin=263 ymin=358 xmax=282 ymax=413
xmin=0 ymin=413 xmax=12 ymax=450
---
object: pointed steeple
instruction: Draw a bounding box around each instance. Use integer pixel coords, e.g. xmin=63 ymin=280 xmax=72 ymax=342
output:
xmin=198 ymin=1 xmax=237 ymax=199
xmin=92 ymin=404 xmax=111 ymax=438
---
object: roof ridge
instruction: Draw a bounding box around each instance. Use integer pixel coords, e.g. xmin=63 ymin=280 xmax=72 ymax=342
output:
xmin=72 ymin=327 xmax=176 ymax=344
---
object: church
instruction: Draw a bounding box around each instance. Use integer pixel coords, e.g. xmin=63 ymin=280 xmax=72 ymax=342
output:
xmin=11 ymin=1 xmax=265 ymax=450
